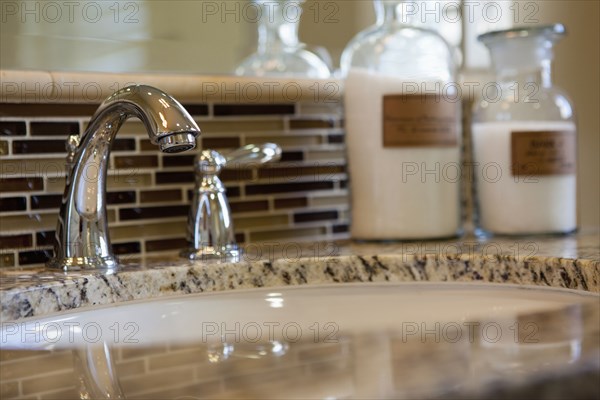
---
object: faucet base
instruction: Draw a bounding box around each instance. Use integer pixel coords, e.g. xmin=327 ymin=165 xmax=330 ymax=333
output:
xmin=180 ymin=245 xmax=241 ymax=263
xmin=47 ymin=256 xmax=118 ymax=272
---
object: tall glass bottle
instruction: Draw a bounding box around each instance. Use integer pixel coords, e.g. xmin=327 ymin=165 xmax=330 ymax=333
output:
xmin=343 ymin=0 xmax=461 ymax=240
xmin=472 ymin=25 xmax=576 ymax=236
xmin=235 ymin=0 xmax=330 ymax=78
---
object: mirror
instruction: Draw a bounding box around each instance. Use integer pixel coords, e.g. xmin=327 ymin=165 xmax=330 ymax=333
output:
xmin=0 ymin=0 xmax=374 ymax=74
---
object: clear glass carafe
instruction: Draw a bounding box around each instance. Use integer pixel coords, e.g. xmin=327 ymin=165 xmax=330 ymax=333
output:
xmin=343 ymin=0 xmax=461 ymax=240
xmin=472 ymin=24 xmax=577 ymax=237
xmin=235 ymin=0 xmax=330 ymax=78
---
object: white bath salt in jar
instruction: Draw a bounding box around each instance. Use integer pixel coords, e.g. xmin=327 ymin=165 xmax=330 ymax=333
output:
xmin=341 ymin=0 xmax=462 ymax=240
xmin=473 ymin=25 xmax=577 ymax=236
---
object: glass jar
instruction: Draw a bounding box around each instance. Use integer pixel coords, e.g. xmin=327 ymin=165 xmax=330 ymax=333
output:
xmin=472 ymin=24 xmax=577 ymax=237
xmin=235 ymin=0 xmax=330 ymax=78
xmin=343 ymin=0 xmax=461 ymax=240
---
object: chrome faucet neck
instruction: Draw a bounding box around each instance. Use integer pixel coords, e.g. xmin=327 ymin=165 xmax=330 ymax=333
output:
xmin=48 ymin=85 xmax=200 ymax=271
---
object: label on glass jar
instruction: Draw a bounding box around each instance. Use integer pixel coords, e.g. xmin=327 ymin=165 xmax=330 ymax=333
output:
xmin=511 ymin=130 xmax=576 ymax=176
xmin=382 ymin=94 xmax=459 ymax=147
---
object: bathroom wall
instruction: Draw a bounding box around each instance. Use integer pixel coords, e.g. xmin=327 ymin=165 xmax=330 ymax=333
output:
xmin=535 ymin=0 xmax=600 ymax=229
xmin=0 ymin=74 xmax=349 ymax=268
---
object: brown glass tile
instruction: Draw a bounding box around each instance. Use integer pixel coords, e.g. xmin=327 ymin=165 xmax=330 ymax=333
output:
xmin=340 ymin=180 xmax=348 ymax=189
xmin=108 ymin=191 xmax=136 ymax=204
xmin=0 ymin=253 xmax=15 ymax=267
xmin=162 ymin=155 xmax=195 ymax=168
xmin=0 ymin=103 xmax=99 ymax=117
xmin=234 ymin=214 xmax=288 ymax=229
xmin=290 ymin=119 xmax=335 ymax=130
xmin=201 ymin=137 xmax=241 ymax=149
xmin=114 ymin=155 xmax=158 ymax=169
xmin=112 ymin=242 xmax=141 ymax=255
xmin=156 ymin=171 xmax=194 ymax=185
xmin=36 ymin=231 xmax=55 ymax=247
xmin=32 ymin=191 xmax=131 ymax=208
xmin=30 ymin=122 xmax=79 ymax=136
xmin=12 ymin=140 xmax=65 ymax=154
xmin=332 ymin=224 xmax=349 ymax=233
xmin=0 ymin=141 xmax=8 ymax=155
xmin=186 ymin=186 xmax=240 ymax=201
xmin=306 ymin=149 xmax=345 ymax=161
xmin=328 ymin=134 xmax=345 ymax=144
xmin=31 ymin=194 xmax=61 ymax=209
xmin=311 ymin=195 xmax=348 ymax=207
xmin=0 ymin=212 xmax=56 ymax=232
xmin=0 ymin=197 xmax=26 ymax=212
xmin=0 ymin=234 xmax=33 ymax=249
xmin=280 ymin=151 xmax=304 ymax=162
xmin=110 ymin=221 xmax=186 ymax=241
xmin=0 ymin=158 xmax=67 ymax=182
xmin=18 ymin=249 xmax=51 ymax=265
xmin=220 ymin=169 xmax=253 ymax=182
xmin=140 ymin=189 xmax=181 ymax=203
xmin=227 ymin=186 xmax=241 ymax=198
xmin=196 ymin=120 xmax=284 ymax=133
xmin=235 ymin=233 xmax=245 ymax=244
xmin=145 ymin=238 xmax=187 ymax=252
xmin=112 ymin=139 xmax=136 ymax=152
xmin=140 ymin=139 xmax=154 ymax=151
xmin=181 ymin=104 xmax=209 ymax=116
xmin=246 ymin=181 xmax=334 ymax=195
xmin=106 ymin=173 xmax=152 ymax=190
xmin=249 ymin=227 xmax=326 ymax=242
xmin=258 ymin=165 xmax=345 ymax=180
xmin=214 ymin=104 xmax=295 ymax=116
xmin=230 ymin=200 xmax=269 ymax=213
xmin=119 ymin=205 xmax=189 ymax=221
xmin=274 ymin=197 xmax=308 ymax=209
xmin=1 ymin=177 xmax=43 ymax=192
xmin=0 ymin=121 xmax=26 ymax=136
xmin=294 ymin=210 xmax=339 ymax=223
xmin=251 ymin=135 xmax=321 ymax=147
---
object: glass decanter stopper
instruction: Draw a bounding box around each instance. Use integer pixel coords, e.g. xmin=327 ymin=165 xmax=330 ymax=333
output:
xmin=472 ymin=24 xmax=577 ymax=237
xmin=235 ymin=0 xmax=330 ymax=78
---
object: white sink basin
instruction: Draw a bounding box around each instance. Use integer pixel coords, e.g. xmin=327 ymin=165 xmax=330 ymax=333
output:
xmin=1 ymin=282 xmax=598 ymax=399
xmin=2 ymin=282 xmax=596 ymax=350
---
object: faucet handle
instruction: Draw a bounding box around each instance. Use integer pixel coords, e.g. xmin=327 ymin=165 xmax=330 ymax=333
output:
xmin=196 ymin=150 xmax=227 ymax=175
xmin=224 ymin=143 xmax=282 ymax=168
xmin=182 ymin=143 xmax=281 ymax=263
xmin=195 ymin=143 xmax=282 ymax=176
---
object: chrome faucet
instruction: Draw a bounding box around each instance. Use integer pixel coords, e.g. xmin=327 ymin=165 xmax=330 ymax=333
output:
xmin=48 ymin=85 xmax=200 ymax=271
xmin=181 ymin=143 xmax=281 ymax=262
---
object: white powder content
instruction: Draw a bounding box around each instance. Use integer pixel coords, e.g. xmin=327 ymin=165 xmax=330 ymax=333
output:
xmin=472 ymin=121 xmax=577 ymax=235
xmin=344 ymin=68 xmax=461 ymax=239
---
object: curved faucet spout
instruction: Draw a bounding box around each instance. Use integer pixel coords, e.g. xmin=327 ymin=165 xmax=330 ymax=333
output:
xmin=48 ymin=85 xmax=200 ymax=271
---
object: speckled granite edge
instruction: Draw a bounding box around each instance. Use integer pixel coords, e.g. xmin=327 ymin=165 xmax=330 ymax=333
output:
xmin=1 ymin=253 xmax=598 ymax=322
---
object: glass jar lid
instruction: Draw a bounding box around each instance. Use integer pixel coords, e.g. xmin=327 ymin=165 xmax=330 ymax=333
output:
xmin=477 ymin=24 xmax=566 ymax=43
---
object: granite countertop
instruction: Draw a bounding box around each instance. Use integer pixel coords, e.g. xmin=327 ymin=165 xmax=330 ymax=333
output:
xmin=1 ymin=232 xmax=598 ymax=399
xmin=1 ymin=231 xmax=598 ymax=322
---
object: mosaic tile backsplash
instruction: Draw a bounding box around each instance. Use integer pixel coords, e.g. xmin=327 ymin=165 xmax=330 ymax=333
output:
xmin=0 ymin=101 xmax=348 ymax=268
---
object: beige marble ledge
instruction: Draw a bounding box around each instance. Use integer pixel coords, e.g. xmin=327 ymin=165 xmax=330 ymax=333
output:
xmin=0 ymin=69 xmax=342 ymax=104
xmin=0 ymin=231 xmax=598 ymax=322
